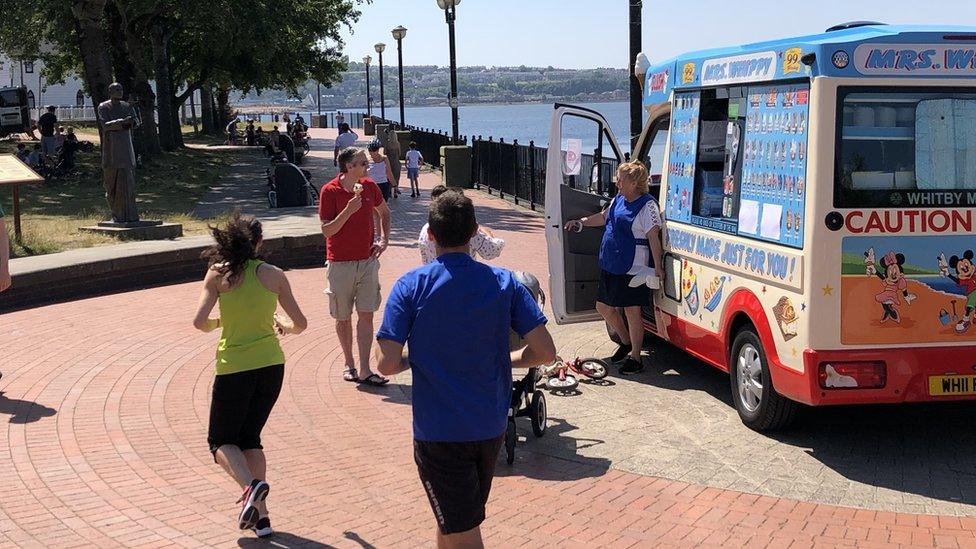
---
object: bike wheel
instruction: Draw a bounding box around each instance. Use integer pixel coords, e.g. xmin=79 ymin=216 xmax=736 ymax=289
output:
xmin=505 ymin=419 xmax=516 ymax=465
xmin=530 ymin=391 xmax=547 ymax=437
xmin=578 ymin=358 xmax=609 ymax=380
xmin=546 ymin=374 xmax=578 ymax=392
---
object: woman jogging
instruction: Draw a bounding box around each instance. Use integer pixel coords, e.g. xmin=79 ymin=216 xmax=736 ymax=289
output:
xmin=192 ymin=213 xmax=307 ymax=538
xmin=367 ymin=140 xmax=396 ymax=202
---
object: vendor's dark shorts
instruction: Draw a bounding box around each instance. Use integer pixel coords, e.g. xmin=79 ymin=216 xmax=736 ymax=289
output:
xmin=208 ymin=364 xmax=284 ymax=460
xmin=378 ymin=182 xmax=392 ymax=202
xmin=414 ymin=434 xmax=505 ymax=535
xmin=597 ymin=269 xmax=650 ymax=308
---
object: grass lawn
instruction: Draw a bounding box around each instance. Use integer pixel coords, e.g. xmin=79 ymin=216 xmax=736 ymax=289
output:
xmin=1 ymin=133 xmax=242 ymax=258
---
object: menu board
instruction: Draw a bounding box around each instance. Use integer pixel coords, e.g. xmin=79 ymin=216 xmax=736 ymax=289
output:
xmin=0 ymin=154 xmax=43 ymax=186
xmin=737 ymin=83 xmax=810 ymax=248
xmin=664 ymin=91 xmax=700 ymax=224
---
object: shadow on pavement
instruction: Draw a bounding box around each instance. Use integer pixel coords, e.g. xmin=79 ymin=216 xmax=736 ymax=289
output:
xmin=773 ymin=401 xmax=976 ymax=509
xmin=0 ymin=392 xmax=57 ymax=424
xmin=497 ymin=418 xmax=611 ymax=482
xmin=355 ymin=382 xmax=412 ymax=406
xmin=606 ymin=335 xmax=976 ymax=509
xmin=342 ymin=531 xmax=377 ymax=549
xmin=605 ymin=341 xmax=733 ymax=405
xmin=237 ymin=532 xmax=336 ymax=548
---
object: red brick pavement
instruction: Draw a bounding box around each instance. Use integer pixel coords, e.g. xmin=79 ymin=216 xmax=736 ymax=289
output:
xmin=1 ymin=169 xmax=976 ymax=548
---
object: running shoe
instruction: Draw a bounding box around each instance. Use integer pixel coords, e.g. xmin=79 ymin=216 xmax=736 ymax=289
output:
xmin=253 ymin=517 xmax=274 ymax=538
xmin=619 ymin=357 xmax=644 ymax=376
xmin=610 ymin=343 xmax=632 ymax=363
xmin=237 ymin=479 xmax=269 ymax=530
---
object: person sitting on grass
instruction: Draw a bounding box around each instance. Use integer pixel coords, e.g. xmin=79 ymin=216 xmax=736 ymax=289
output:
xmin=15 ymin=143 xmax=29 ymax=163
xmin=26 ymin=144 xmax=44 ymax=170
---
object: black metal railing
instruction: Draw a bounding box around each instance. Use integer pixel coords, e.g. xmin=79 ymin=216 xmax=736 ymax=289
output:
xmin=359 ymin=117 xmax=619 ymax=211
xmin=468 ymin=137 xmax=619 ymax=211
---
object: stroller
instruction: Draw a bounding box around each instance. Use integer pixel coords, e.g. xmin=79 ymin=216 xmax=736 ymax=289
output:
xmin=266 ymin=160 xmax=318 ymax=208
xmin=505 ymin=271 xmax=548 ymax=465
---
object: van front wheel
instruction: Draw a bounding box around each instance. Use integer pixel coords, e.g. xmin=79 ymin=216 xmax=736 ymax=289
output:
xmin=729 ymin=328 xmax=796 ymax=431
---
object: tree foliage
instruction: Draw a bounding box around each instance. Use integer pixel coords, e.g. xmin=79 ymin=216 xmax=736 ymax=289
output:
xmin=0 ymin=0 xmax=364 ymax=153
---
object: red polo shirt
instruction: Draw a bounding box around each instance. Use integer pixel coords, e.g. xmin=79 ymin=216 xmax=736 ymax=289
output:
xmin=318 ymin=175 xmax=385 ymax=262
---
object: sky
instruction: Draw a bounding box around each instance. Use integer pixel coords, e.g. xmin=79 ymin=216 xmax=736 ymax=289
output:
xmin=338 ymin=0 xmax=976 ymax=69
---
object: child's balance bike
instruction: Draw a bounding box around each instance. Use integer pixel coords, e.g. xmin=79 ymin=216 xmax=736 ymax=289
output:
xmin=539 ymin=356 xmax=610 ymax=392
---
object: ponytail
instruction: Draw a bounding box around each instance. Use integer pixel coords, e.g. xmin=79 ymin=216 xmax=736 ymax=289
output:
xmin=201 ymin=211 xmax=263 ymax=284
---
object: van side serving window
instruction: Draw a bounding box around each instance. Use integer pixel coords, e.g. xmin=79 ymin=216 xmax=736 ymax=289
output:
xmin=666 ymin=83 xmax=809 ymax=249
xmin=834 ymin=87 xmax=976 ymax=208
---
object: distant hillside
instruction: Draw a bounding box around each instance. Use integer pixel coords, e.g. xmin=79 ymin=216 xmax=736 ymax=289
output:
xmin=238 ymin=64 xmax=630 ymax=108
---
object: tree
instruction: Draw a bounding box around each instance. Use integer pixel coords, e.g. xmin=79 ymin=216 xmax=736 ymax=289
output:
xmin=2 ymin=0 xmax=366 ymax=151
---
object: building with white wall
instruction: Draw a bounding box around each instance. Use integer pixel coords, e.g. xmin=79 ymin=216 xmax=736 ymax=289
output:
xmin=1 ymin=53 xmax=202 ymax=123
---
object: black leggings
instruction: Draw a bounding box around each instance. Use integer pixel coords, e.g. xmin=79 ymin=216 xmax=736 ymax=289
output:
xmin=208 ymin=364 xmax=284 ymax=458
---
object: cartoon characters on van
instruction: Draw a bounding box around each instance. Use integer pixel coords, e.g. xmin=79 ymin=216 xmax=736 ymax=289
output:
xmin=842 ymin=237 xmax=976 ymax=344
xmin=946 ymin=250 xmax=976 ymax=333
xmin=682 ymin=259 xmax=700 ymax=315
xmin=873 ymin=251 xmax=917 ymax=324
xmin=864 ymin=247 xmax=877 ymax=276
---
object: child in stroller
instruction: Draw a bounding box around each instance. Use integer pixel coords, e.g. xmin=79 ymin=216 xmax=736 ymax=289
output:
xmin=505 ymin=271 xmax=549 ymax=464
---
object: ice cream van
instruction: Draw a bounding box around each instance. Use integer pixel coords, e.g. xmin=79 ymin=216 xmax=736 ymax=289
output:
xmin=545 ymin=23 xmax=976 ymax=431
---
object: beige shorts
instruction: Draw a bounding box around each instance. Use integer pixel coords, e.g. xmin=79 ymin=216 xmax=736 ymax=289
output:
xmin=326 ymin=258 xmax=382 ymax=321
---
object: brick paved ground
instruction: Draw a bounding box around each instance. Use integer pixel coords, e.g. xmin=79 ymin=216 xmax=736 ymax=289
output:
xmin=1 ymin=135 xmax=976 ymax=547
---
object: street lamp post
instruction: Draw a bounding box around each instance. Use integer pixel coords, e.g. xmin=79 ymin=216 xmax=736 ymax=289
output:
xmin=375 ymin=43 xmax=386 ymax=120
xmin=436 ymin=0 xmax=461 ymax=143
xmin=363 ymin=55 xmax=372 ymax=116
xmin=392 ymin=26 xmax=408 ymax=127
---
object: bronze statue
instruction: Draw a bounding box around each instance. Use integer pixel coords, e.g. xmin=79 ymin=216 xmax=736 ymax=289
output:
xmin=97 ymin=82 xmax=140 ymax=223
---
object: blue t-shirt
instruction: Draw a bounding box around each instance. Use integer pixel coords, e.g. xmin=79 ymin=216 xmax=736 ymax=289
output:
xmin=376 ymin=253 xmax=547 ymax=442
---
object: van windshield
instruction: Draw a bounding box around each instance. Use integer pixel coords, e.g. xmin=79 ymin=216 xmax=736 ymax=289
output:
xmin=835 ymin=88 xmax=976 ymax=208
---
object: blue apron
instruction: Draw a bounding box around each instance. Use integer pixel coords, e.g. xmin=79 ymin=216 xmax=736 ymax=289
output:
xmin=599 ymin=194 xmax=654 ymax=275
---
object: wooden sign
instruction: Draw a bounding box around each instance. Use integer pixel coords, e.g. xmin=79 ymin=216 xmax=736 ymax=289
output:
xmin=0 ymin=154 xmax=43 ymax=186
xmin=0 ymin=154 xmax=44 ymax=241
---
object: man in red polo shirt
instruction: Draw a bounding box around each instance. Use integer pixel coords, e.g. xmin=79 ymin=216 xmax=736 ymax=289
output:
xmin=319 ymin=147 xmax=393 ymax=386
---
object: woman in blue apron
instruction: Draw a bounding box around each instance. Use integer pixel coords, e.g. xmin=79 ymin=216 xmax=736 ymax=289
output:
xmin=564 ymin=160 xmax=664 ymax=375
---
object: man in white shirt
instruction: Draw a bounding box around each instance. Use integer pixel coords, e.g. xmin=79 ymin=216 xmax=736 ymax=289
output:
xmin=405 ymin=142 xmax=424 ymax=198
xmin=333 ymin=123 xmax=359 ymax=166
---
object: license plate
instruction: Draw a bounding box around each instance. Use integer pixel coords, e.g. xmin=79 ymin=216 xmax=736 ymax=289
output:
xmin=929 ymin=375 xmax=976 ymax=396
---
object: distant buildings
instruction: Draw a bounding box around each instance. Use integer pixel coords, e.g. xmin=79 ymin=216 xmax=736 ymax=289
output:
xmin=0 ymin=53 xmax=203 ymax=123
xmin=0 ymin=54 xmax=88 ymax=115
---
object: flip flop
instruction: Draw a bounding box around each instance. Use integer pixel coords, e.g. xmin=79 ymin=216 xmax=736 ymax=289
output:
xmin=343 ymin=368 xmax=358 ymax=382
xmin=359 ymin=373 xmax=389 ymax=386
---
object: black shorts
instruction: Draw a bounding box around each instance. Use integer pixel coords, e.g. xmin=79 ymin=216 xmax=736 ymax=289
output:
xmin=597 ymin=269 xmax=650 ymax=308
xmin=414 ymin=435 xmax=505 ymax=535
xmin=378 ymin=182 xmax=392 ymax=202
xmin=208 ymin=364 xmax=284 ymax=459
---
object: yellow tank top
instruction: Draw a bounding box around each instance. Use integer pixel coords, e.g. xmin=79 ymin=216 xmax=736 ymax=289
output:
xmin=215 ymin=260 xmax=286 ymax=375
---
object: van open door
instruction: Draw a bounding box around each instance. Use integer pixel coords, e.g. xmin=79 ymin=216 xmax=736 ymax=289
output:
xmin=545 ymin=104 xmax=625 ymax=325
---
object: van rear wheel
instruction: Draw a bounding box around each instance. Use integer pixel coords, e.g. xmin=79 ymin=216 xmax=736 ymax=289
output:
xmin=729 ymin=327 xmax=797 ymax=431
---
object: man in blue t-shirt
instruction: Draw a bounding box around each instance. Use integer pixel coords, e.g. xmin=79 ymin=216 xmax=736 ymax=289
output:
xmin=375 ymin=191 xmax=556 ymax=548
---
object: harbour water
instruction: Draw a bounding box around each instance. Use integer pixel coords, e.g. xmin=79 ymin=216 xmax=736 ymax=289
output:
xmin=283 ymin=100 xmax=638 ymax=149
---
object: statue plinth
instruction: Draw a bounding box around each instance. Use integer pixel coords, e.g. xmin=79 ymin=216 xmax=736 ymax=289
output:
xmin=81 ymin=220 xmax=183 ymax=241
